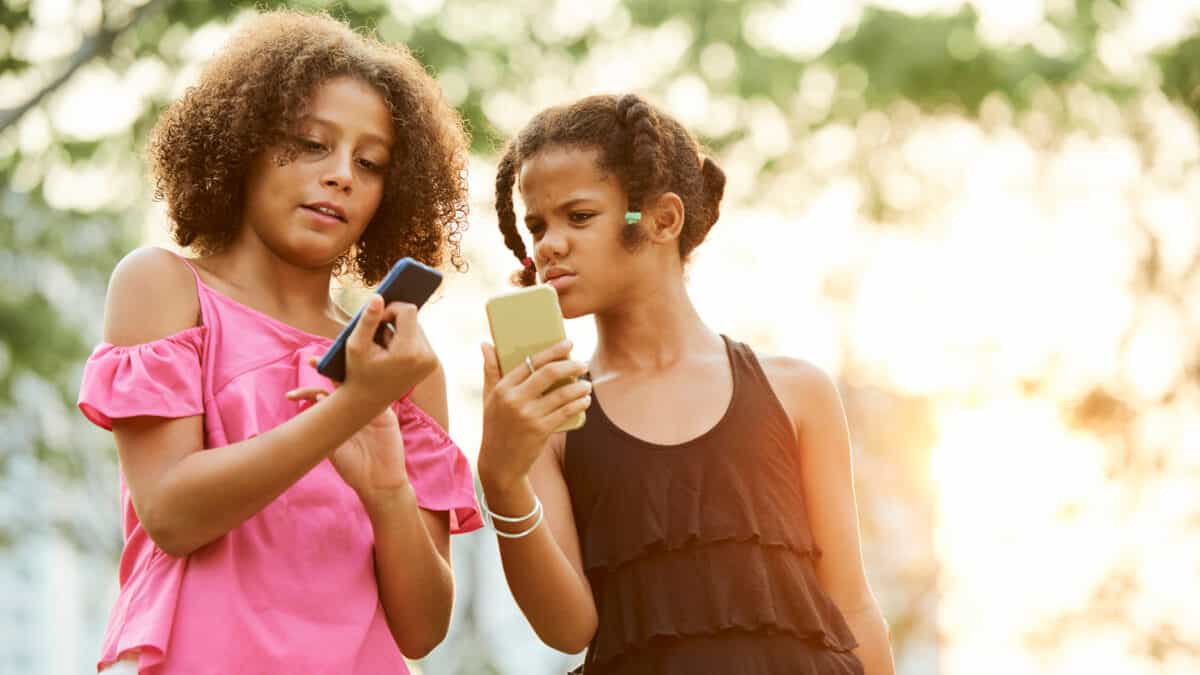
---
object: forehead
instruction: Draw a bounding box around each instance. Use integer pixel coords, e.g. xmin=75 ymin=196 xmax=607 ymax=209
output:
xmin=303 ymin=76 xmax=394 ymax=143
xmin=517 ymin=145 xmax=621 ymax=207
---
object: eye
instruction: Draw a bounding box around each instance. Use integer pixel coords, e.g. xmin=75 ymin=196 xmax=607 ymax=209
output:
xmin=357 ymin=157 xmax=385 ymax=173
xmin=569 ymin=211 xmax=595 ymax=224
xmin=526 ymin=222 xmax=546 ymax=240
xmin=297 ymin=137 xmax=327 ymax=153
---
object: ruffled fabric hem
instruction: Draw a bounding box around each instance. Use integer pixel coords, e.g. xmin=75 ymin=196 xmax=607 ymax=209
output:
xmin=576 ymin=443 xmax=817 ymax=573
xmin=587 ymin=540 xmax=858 ymax=667
xmin=394 ymin=398 xmax=482 ymax=534
xmin=78 ymin=326 xmax=207 ymax=431
xmin=97 ymin=646 xmax=161 ymax=674
xmin=97 ymin=541 xmax=186 ymax=674
xmin=580 ymin=629 xmax=864 ymax=675
xmin=584 ymin=531 xmax=820 ymax=574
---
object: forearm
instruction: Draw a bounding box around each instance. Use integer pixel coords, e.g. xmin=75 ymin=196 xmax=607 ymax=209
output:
xmin=366 ymin=484 xmax=454 ymax=659
xmin=482 ymin=476 xmax=597 ymax=654
xmin=149 ymin=387 xmax=382 ymax=555
xmin=843 ymin=601 xmax=895 ymax=675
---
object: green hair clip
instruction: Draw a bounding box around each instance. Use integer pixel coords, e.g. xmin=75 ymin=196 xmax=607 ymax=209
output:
xmin=624 ymin=211 xmax=642 ymax=225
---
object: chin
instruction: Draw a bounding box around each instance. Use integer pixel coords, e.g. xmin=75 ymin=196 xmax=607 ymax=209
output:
xmin=557 ymin=294 xmax=591 ymax=320
xmin=286 ymin=233 xmax=354 ymax=267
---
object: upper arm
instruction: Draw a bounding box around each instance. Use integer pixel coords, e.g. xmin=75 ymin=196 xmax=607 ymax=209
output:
xmin=763 ymin=356 xmax=874 ymax=611
xmin=103 ymin=246 xmax=201 ymax=346
xmin=104 ymin=247 xmax=206 ymax=531
xmin=407 ymin=358 xmax=449 ymax=430
xmin=405 ymin=358 xmax=452 ymax=563
xmin=529 ymin=433 xmax=591 ymax=591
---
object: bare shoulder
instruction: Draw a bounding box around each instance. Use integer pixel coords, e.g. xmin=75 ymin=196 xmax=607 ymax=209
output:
xmin=103 ymin=246 xmax=201 ymax=346
xmin=758 ymin=354 xmax=834 ymax=389
xmin=756 ymin=354 xmax=844 ymax=432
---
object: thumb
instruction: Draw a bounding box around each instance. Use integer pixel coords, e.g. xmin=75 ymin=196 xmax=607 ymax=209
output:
xmin=481 ymin=342 xmax=501 ymax=394
xmin=348 ymin=294 xmax=384 ymax=355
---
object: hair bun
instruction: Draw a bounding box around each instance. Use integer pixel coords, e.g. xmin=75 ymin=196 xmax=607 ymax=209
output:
xmin=616 ymin=94 xmax=652 ymax=126
xmin=700 ymin=156 xmax=726 ymax=231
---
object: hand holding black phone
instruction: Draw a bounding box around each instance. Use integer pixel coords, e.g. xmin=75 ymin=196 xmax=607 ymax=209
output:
xmin=316 ymin=258 xmax=443 ymax=382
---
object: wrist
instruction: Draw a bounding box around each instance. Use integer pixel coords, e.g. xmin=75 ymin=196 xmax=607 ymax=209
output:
xmin=479 ymin=471 xmax=532 ymax=509
xmin=477 ymin=457 xmax=523 ymax=498
xmin=328 ymin=383 xmax=391 ymax=424
xmin=361 ymin=480 xmax=418 ymax=521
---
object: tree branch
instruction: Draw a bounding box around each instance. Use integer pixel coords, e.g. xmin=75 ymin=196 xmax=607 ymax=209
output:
xmin=0 ymin=0 xmax=174 ymax=135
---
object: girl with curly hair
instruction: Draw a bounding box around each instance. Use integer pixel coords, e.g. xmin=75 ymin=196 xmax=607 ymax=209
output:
xmin=77 ymin=11 xmax=479 ymax=674
xmin=476 ymin=94 xmax=895 ymax=675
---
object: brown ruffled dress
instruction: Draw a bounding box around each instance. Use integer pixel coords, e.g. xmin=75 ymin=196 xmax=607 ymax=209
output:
xmin=564 ymin=337 xmax=864 ymax=675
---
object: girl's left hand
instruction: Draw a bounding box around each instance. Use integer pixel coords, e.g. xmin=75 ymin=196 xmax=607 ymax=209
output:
xmin=287 ymin=380 xmax=410 ymax=505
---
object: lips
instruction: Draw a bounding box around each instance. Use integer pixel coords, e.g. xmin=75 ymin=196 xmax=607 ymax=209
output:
xmin=543 ymin=267 xmax=576 ymax=292
xmin=543 ymin=267 xmax=574 ymax=282
xmin=302 ymin=202 xmax=347 ymax=222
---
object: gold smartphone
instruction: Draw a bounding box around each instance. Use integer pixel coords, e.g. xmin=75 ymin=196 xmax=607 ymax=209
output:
xmin=485 ymin=285 xmax=585 ymax=432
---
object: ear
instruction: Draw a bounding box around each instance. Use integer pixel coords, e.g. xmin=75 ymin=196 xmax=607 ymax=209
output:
xmin=644 ymin=191 xmax=685 ymax=245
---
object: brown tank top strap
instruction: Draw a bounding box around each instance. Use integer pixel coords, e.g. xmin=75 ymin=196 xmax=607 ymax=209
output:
xmin=722 ymin=336 xmax=796 ymax=444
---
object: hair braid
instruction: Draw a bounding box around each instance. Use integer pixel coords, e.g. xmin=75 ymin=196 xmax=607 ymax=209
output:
xmin=616 ymin=94 xmax=662 ymax=214
xmin=495 ymin=146 xmax=536 ymax=286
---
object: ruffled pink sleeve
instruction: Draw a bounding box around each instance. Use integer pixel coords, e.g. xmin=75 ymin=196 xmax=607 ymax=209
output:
xmin=394 ymin=398 xmax=482 ymax=534
xmin=77 ymin=326 xmax=207 ymax=431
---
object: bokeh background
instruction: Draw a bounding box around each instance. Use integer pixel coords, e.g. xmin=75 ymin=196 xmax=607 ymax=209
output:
xmin=2 ymin=0 xmax=1199 ymax=673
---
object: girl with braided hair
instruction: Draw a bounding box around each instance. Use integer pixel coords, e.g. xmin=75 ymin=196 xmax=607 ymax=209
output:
xmin=476 ymin=94 xmax=894 ymax=674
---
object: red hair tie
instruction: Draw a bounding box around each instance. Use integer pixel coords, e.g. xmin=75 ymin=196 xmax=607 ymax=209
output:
xmin=521 ymin=257 xmax=533 ymax=269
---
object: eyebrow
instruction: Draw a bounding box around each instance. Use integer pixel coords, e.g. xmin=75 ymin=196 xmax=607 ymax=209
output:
xmin=302 ymin=115 xmax=393 ymax=149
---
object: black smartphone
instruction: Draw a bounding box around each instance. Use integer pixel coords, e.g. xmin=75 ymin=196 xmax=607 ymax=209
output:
xmin=316 ymin=257 xmax=443 ymax=382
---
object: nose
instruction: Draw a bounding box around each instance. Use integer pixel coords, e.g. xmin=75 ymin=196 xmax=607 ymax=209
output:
xmin=322 ymin=150 xmax=354 ymax=193
xmin=534 ymin=223 xmax=568 ymax=262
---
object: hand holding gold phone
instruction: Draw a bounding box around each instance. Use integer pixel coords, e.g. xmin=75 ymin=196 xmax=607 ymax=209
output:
xmin=485 ymin=285 xmax=586 ymax=432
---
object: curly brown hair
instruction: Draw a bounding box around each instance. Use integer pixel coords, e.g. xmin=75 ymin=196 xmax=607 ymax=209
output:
xmin=147 ymin=10 xmax=469 ymax=284
xmin=495 ymin=94 xmax=726 ymax=286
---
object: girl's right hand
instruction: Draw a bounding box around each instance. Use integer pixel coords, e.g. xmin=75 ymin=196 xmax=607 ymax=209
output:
xmin=342 ymin=294 xmax=438 ymax=407
xmin=477 ymin=340 xmax=591 ymax=492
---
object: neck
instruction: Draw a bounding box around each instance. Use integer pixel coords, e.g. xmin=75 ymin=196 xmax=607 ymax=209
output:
xmin=203 ymin=229 xmax=340 ymax=315
xmin=591 ymin=270 xmax=720 ymax=374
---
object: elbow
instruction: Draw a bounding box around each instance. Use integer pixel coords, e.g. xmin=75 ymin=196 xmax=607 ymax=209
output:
xmin=139 ymin=500 xmax=203 ymax=558
xmin=547 ymin=633 xmax=593 ymax=656
xmin=393 ymin=585 xmax=454 ymax=659
xmin=397 ymin=623 xmax=450 ymax=660
xmin=144 ymin=520 xmax=197 ymax=558
xmin=536 ymin=614 xmax=596 ymax=655
xmin=399 ymin=640 xmax=436 ymax=661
